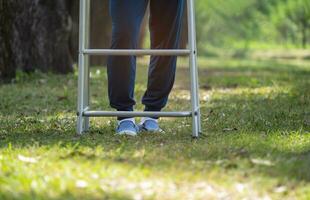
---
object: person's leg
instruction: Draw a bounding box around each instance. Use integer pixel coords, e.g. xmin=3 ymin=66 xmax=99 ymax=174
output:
xmin=108 ymin=0 xmax=149 ymax=120
xmin=142 ymin=0 xmax=185 ymax=115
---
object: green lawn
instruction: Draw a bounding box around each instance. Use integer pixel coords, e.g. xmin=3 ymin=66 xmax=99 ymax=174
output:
xmin=0 ymin=57 xmax=309 ymax=199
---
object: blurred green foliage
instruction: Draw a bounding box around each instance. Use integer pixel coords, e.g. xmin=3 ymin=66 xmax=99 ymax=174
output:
xmin=196 ymin=0 xmax=310 ymax=52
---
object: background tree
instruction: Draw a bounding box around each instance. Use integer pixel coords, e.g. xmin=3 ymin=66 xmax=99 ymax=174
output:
xmin=285 ymin=0 xmax=310 ymax=48
xmin=0 ymin=0 xmax=73 ymax=82
xmin=89 ymin=0 xmax=111 ymax=66
xmin=0 ymin=1 xmax=16 ymax=81
xmin=1 ymin=0 xmax=309 ymax=82
xmin=195 ymin=0 xmax=309 ymax=53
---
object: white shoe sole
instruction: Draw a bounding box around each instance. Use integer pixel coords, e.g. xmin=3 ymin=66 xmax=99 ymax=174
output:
xmin=116 ymin=130 xmax=137 ymax=136
xmin=138 ymin=125 xmax=163 ymax=133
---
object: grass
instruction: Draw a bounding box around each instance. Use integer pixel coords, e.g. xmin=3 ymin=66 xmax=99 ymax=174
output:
xmin=0 ymin=57 xmax=309 ymax=200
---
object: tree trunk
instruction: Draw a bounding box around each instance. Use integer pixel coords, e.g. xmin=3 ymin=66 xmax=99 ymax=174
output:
xmin=301 ymin=22 xmax=307 ymax=49
xmin=0 ymin=0 xmax=73 ymax=82
xmin=68 ymin=0 xmax=112 ymax=66
xmin=0 ymin=1 xmax=16 ymax=81
xmin=89 ymin=0 xmax=112 ymax=66
xmin=68 ymin=0 xmax=80 ymax=63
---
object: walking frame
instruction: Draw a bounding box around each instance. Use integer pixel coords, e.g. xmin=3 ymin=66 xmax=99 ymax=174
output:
xmin=77 ymin=0 xmax=202 ymax=137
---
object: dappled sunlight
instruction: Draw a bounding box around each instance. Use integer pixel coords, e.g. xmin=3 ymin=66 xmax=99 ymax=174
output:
xmin=1 ymin=58 xmax=309 ymax=199
xmin=212 ymin=85 xmax=290 ymax=97
xmin=0 ymin=128 xmax=309 ymax=199
xmin=169 ymin=89 xmax=191 ymax=101
xmin=0 ymin=145 xmax=264 ymax=199
xmin=1 ymin=0 xmax=310 ymax=197
xmin=89 ymin=69 xmax=106 ymax=80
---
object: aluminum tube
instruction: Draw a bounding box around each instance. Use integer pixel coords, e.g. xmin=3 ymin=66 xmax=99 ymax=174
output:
xmin=77 ymin=0 xmax=87 ymax=135
xmin=187 ymin=0 xmax=200 ymax=138
xmin=190 ymin=0 xmax=202 ymax=134
xmin=83 ymin=0 xmax=91 ymax=131
xmin=83 ymin=111 xmax=192 ymax=118
xmin=82 ymin=49 xmax=191 ymax=56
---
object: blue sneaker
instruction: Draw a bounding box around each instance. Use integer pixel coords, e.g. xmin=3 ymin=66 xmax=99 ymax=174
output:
xmin=139 ymin=117 xmax=163 ymax=132
xmin=116 ymin=119 xmax=139 ymax=136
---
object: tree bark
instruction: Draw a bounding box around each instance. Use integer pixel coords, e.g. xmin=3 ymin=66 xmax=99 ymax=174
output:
xmin=0 ymin=1 xmax=16 ymax=81
xmin=68 ymin=0 xmax=112 ymax=66
xmin=68 ymin=0 xmax=80 ymax=63
xmin=301 ymin=22 xmax=307 ymax=49
xmin=0 ymin=0 xmax=73 ymax=82
xmin=89 ymin=0 xmax=111 ymax=66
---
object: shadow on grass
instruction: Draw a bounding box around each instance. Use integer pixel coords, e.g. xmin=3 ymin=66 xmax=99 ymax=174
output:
xmin=176 ymin=59 xmax=310 ymax=90
xmin=0 ymin=58 xmax=309 ymax=193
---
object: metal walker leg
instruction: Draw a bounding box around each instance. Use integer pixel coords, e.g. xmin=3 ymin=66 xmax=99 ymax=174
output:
xmin=77 ymin=0 xmax=90 ymax=134
xmin=77 ymin=0 xmax=202 ymax=137
xmin=83 ymin=0 xmax=90 ymax=131
xmin=187 ymin=0 xmax=201 ymax=137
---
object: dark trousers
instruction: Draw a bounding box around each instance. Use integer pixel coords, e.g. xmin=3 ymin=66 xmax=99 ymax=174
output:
xmin=107 ymin=0 xmax=185 ymax=118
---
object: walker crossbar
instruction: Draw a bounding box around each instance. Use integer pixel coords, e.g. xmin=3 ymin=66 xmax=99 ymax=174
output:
xmin=77 ymin=0 xmax=202 ymax=137
xmin=83 ymin=49 xmax=191 ymax=56
xmin=83 ymin=111 xmax=193 ymax=118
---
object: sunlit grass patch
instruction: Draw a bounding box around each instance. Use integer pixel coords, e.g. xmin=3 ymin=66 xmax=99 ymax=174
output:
xmin=0 ymin=58 xmax=309 ymax=199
